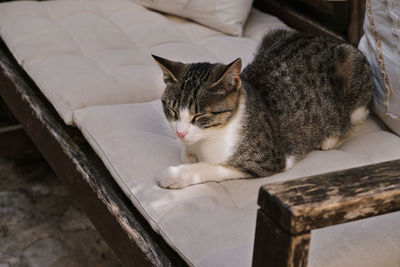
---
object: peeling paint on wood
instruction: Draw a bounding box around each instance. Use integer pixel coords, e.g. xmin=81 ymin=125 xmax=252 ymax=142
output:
xmin=258 ymin=160 xmax=400 ymax=234
xmin=253 ymin=209 xmax=310 ymax=267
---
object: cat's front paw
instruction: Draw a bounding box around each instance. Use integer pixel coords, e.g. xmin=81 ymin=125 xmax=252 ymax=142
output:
xmin=321 ymin=136 xmax=339 ymax=150
xmin=156 ymin=165 xmax=196 ymax=189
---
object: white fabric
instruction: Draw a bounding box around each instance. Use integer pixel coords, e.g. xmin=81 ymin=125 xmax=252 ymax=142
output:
xmin=74 ymin=100 xmax=400 ymax=267
xmin=358 ymin=0 xmax=400 ymax=135
xmin=132 ymin=0 xmax=254 ymax=36
xmin=309 ymin=212 xmax=400 ymax=267
xmin=0 ymin=0 xmax=287 ymax=125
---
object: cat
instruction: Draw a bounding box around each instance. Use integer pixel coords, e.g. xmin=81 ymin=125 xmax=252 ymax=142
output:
xmin=152 ymin=29 xmax=374 ymax=189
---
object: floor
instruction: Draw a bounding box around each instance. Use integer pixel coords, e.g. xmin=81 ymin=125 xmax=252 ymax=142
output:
xmin=0 ymin=152 xmax=121 ymax=267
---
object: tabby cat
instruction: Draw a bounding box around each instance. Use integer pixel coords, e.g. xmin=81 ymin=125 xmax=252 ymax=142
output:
xmin=152 ymin=29 xmax=374 ymax=189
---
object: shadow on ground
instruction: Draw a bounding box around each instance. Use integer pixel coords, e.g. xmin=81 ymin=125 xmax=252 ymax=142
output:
xmin=0 ymin=152 xmax=120 ymax=267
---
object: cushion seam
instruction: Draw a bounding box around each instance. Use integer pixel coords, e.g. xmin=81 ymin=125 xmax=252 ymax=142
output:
xmin=76 ymin=120 xmax=193 ymax=265
xmin=43 ymin=1 xmax=129 ymax=95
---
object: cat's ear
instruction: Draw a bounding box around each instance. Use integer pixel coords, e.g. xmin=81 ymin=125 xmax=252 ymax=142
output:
xmin=211 ymin=58 xmax=242 ymax=92
xmin=152 ymin=55 xmax=184 ymax=85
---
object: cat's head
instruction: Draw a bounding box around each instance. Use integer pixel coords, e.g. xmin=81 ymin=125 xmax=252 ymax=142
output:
xmin=152 ymin=55 xmax=242 ymax=145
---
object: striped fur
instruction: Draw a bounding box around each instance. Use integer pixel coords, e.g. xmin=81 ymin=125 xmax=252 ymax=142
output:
xmin=152 ymin=30 xmax=374 ymax=188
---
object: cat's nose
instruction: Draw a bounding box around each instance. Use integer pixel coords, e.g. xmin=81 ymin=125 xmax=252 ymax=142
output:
xmin=176 ymin=130 xmax=188 ymax=139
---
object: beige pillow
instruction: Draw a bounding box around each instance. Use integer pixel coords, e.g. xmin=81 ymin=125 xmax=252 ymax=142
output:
xmin=132 ymin=0 xmax=254 ymax=36
xmin=358 ymin=0 xmax=400 ymax=135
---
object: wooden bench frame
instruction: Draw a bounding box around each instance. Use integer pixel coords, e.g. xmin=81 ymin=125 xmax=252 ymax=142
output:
xmin=1 ymin=1 xmax=399 ymax=266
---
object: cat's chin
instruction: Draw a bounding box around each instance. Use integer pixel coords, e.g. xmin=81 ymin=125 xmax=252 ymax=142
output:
xmin=180 ymin=138 xmax=200 ymax=145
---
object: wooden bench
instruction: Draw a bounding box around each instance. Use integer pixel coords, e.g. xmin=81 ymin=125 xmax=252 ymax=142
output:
xmin=1 ymin=1 xmax=399 ymax=266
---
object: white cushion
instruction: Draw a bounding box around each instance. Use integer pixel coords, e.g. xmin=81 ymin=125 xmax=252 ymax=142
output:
xmin=132 ymin=0 xmax=253 ymax=36
xmin=74 ymin=100 xmax=400 ymax=267
xmin=358 ymin=0 xmax=400 ymax=135
xmin=0 ymin=0 xmax=287 ymax=125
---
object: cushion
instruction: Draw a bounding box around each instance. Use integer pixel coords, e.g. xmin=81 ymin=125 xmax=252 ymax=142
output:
xmin=132 ymin=0 xmax=253 ymax=36
xmin=74 ymin=100 xmax=400 ymax=267
xmin=358 ymin=0 xmax=400 ymax=135
xmin=0 ymin=0 xmax=287 ymax=125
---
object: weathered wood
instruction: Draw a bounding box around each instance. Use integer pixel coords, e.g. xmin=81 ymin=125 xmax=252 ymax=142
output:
xmin=254 ymin=0 xmax=346 ymax=43
xmin=255 ymin=0 xmax=366 ymax=45
xmin=258 ymin=159 xmax=400 ymax=234
xmin=347 ymin=0 xmax=365 ymax=45
xmin=297 ymin=0 xmax=334 ymax=15
xmin=0 ymin=124 xmax=37 ymax=156
xmin=0 ymin=39 xmax=187 ymax=267
xmin=252 ymin=209 xmax=310 ymax=267
xmin=0 ymin=97 xmax=18 ymax=125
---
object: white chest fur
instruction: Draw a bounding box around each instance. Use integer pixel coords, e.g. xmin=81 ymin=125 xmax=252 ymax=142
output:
xmin=186 ymin=101 xmax=245 ymax=164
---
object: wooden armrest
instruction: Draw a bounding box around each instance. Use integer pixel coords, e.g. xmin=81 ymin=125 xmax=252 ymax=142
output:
xmin=253 ymin=159 xmax=400 ymax=267
xmin=259 ymin=159 xmax=400 ymax=234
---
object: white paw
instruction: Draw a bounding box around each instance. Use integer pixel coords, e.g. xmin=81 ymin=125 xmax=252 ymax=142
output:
xmin=156 ymin=165 xmax=197 ymax=189
xmin=321 ymin=136 xmax=339 ymax=150
xmin=350 ymin=107 xmax=369 ymax=125
xmin=285 ymin=155 xmax=296 ymax=171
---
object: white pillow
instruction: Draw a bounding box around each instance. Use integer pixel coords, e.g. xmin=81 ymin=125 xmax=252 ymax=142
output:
xmin=358 ymin=0 xmax=400 ymax=135
xmin=132 ymin=0 xmax=254 ymax=36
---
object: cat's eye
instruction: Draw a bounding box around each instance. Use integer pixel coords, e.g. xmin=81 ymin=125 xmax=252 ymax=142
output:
xmin=168 ymin=107 xmax=178 ymax=119
xmin=168 ymin=106 xmax=178 ymax=114
xmin=163 ymin=103 xmax=178 ymax=120
xmin=191 ymin=110 xmax=233 ymax=124
xmin=191 ymin=113 xmax=204 ymax=123
xmin=210 ymin=109 xmax=234 ymax=115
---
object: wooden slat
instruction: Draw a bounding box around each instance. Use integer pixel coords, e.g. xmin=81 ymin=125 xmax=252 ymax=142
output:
xmin=297 ymin=0 xmax=334 ymax=15
xmin=258 ymin=159 xmax=400 ymax=234
xmin=347 ymin=0 xmax=366 ymax=45
xmin=0 ymin=39 xmax=187 ymax=267
xmin=0 ymin=124 xmax=37 ymax=156
xmin=254 ymin=0 xmax=346 ymax=42
xmin=252 ymin=209 xmax=310 ymax=267
xmin=255 ymin=0 xmax=366 ymax=46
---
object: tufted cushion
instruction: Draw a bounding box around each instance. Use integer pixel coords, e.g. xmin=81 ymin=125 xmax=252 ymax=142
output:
xmin=132 ymin=0 xmax=254 ymax=36
xmin=74 ymin=100 xmax=400 ymax=267
xmin=0 ymin=0 xmax=287 ymax=125
xmin=358 ymin=0 xmax=400 ymax=136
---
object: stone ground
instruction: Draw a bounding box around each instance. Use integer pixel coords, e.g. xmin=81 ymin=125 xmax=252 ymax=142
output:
xmin=0 ymin=152 xmax=121 ymax=267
